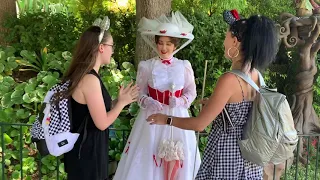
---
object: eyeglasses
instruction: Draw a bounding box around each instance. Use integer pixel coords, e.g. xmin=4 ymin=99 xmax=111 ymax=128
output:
xmin=102 ymin=43 xmax=115 ymax=51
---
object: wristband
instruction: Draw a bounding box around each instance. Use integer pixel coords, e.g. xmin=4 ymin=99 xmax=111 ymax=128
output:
xmin=167 ymin=116 xmax=173 ymax=126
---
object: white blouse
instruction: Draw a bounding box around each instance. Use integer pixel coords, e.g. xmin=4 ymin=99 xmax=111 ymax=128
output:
xmin=136 ymin=57 xmax=196 ymax=108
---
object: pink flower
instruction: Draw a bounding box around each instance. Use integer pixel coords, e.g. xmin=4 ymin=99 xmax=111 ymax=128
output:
xmin=160 ymin=30 xmax=167 ymax=34
xmin=311 ymin=139 xmax=318 ymax=147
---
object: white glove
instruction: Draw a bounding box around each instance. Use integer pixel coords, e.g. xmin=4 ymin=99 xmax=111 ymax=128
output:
xmin=142 ymin=97 xmax=163 ymax=111
xmin=169 ymin=96 xmax=186 ymax=108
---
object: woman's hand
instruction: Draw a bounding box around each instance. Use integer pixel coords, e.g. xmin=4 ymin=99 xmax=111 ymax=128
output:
xmin=117 ymin=82 xmax=139 ymax=106
xmin=147 ymin=113 xmax=168 ymax=125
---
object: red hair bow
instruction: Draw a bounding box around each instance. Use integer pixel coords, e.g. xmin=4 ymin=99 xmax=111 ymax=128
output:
xmin=230 ymin=9 xmax=240 ymax=20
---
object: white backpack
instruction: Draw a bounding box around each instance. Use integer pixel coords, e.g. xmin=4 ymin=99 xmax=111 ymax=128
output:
xmin=228 ymin=70 xmax=298 ymax=166
xmin=31 ymin=81 xmax=87 ymax=157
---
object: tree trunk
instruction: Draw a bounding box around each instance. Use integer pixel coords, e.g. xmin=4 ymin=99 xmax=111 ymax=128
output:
xmin=291 ymin=25 xmax=320 ymax=135
xmin=289 ymin=2 xmax=320 ymax=135
xmin=0 ymin=0 xmax=16 ymax=45
xmin=278 ymin=14 xmax=320 ymax=176
xmin=135 ymin=0 xmax=172 ymax=66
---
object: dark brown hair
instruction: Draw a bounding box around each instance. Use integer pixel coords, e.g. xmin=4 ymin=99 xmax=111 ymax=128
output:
xmin=62 ymin=26 xmax=112 ymax=97
xmin=229 ymin=15 xmax=278 ymax=71
xmin=155 ymin=35 xmax=180 ymax=47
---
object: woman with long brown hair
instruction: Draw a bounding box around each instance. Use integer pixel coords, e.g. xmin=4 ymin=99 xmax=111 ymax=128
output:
xmin=63 ymin=16 xmax=139 ymax=180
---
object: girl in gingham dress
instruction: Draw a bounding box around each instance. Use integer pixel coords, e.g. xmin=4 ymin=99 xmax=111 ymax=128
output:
xmin=147 ymin=9 xmax=279 ymax=179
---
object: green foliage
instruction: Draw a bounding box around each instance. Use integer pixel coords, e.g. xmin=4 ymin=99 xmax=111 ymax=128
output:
xmin=2 ymin=0 xmax=319 ymax=178
xmin=173 ymin=0 xmax=248 ymax=16
xmin=3 ymin=12 xmax=82 ymax=53
xmin=0 ymin=125 xmax=67 ymax=179
xmin=0 ymin=71 xmax=60 ymax=123
xmin=17 ymin=48 xmax=72 ymax=73
xmin=17 ymin=0 xmax=70 ymax=15
xmin=0 ymin=48 xmax=137 ymax=178
xmin=0 ymin=46 xmax=66 ymax=119
xmin=244 ymin=0 xmax=296 ymax=21
xmin=109 ymin=11 xmax=136 ymax=67
xmin=17 ymin=0 xmax=50 ymax=14
xmin=0 ymin=46 xmax=19 ymax=77
xmin=3 ymin=8 xmax=136 ymax=67
xmin=79 ymin=10 xmax=136 ymax=66
xmin=313 ymin=59 xmax=320 ymax=115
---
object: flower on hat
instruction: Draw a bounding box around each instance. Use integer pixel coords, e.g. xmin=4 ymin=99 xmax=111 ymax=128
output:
xmin=160 ymin=30 xmax=167 ymax=34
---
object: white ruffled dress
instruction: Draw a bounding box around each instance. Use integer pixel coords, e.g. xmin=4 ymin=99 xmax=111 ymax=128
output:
xmin=113 ymin=57 xmax=201 ymax=180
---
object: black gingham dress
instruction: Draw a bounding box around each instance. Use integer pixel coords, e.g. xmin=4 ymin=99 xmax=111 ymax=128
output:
xmin=195 ymin=101 xmax=263 ymax=180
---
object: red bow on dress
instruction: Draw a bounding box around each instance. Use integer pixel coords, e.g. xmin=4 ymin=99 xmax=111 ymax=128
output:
xmin=162 ymin=60 xmax=171 ymax=65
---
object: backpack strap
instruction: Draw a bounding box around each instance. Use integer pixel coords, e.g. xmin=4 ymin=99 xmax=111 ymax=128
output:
xmin=222 ymin=108 xmax=235 ymax=133
xmin=234 ymin=76 xmax=245 ymax=101
xmin=221 ymin=69 xmax=265 ymax=135
xmin=228 ymin=69 xmax=265 ymax=93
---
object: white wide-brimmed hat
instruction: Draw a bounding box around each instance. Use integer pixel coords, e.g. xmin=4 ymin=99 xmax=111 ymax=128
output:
xmin=138 ymin=11 xmax=194 ymax=56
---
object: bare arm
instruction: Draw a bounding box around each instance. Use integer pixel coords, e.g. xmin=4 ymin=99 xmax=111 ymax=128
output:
xmin=82 ymin=74 xmax=138 ymax=130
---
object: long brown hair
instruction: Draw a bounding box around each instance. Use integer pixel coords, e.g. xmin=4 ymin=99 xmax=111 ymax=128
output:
xmin=62 ymin=26 xmax=112 ymax=97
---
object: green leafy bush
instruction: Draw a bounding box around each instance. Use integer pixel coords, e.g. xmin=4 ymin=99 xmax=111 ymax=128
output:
xmin=16 ymin=48 xmax=72 ymax=74
xmin=0 ymin=46 xmax=19 ymax=77
xmin=0 ymin=51 xmax=137 ymax=179
xmin=3 ymin=12 xmax=82 ymax=53
xmin=1 ymin=0 xmax=319 ymax=179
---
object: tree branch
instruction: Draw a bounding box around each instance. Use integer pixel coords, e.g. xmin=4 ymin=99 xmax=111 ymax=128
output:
xmin=279 ymin=12 xmax=296 ymax=22
xmin=209 ymin=0 xmax=213 ymax=17
xmin=305 ymin=18 xmax=319 ymax=48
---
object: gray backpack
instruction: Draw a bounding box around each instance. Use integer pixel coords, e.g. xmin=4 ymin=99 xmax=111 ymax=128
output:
xmin=228 ymin=70 xmax=298 ymax=166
